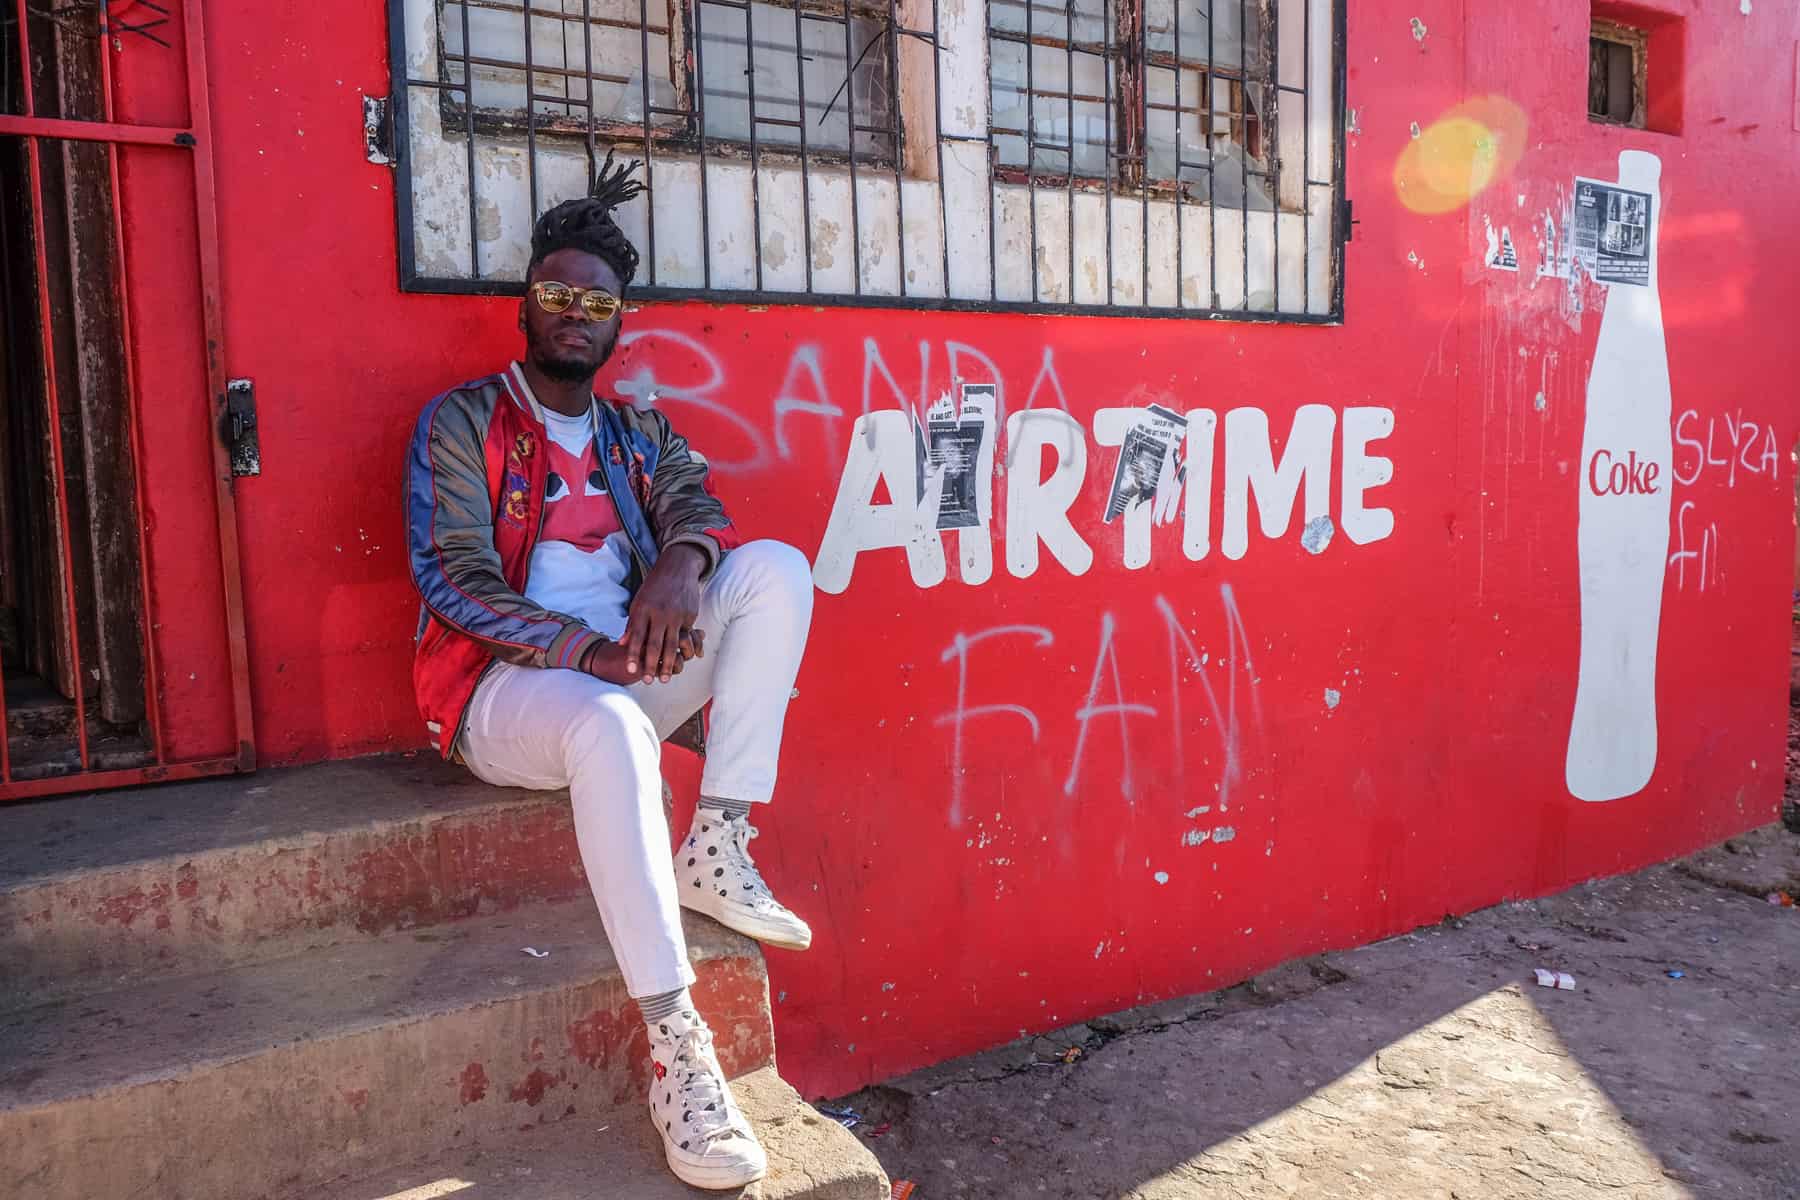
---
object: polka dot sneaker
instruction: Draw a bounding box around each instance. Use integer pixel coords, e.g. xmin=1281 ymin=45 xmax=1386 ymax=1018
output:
xmin=646 ymin=1008 xmax=767 ymax=1190
xmin=676 ymin=811 xmax=813 ymax=951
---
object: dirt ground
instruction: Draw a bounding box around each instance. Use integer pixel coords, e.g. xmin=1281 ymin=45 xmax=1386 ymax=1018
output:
xmin=830 ymin=821 xmax=1800 ymax=1199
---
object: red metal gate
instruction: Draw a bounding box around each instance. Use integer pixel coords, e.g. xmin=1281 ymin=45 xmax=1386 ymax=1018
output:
xmin=0 ymin=0 xmax=252 ymax=799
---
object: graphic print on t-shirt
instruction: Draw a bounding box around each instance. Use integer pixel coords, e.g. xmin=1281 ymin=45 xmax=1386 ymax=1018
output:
xmin=540 ymin=434 xmax=623 ymax=550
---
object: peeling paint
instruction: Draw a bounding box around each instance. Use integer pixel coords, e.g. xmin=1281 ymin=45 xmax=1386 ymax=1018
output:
xmin=1153 ymin=871 xmax=1170 ymax=884
xmin=1301 ymin=515 xmax=1335 ymax=555
xmin=1324 ymin=687 xmax=1342 ymax=709
xmin=1410 ymin=17 xmax=1428 ymax=41
xmin=763 ymin=230 xmax=789 ymax=270
xmin=475 ymin=198 xmax=502 ymax=244
xmin=1212 ymin=826 xmax=1238 ymax=844
xmin=1181 ymin=828 xmax=1211 ymax=847
xmin=509 ymin=1067 xmax=560 ymax=1106
xmin=1409 ymin=121 xmax=1421 ymax=139
xmin=813 ymin=218 xmax=841 ymax=270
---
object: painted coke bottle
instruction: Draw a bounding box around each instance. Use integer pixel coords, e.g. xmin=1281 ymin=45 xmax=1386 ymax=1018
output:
xmin=1566 ymin=150 xmax=1671 ymax=802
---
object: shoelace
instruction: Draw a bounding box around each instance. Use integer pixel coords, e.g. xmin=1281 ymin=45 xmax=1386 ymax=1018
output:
xmin=725 ymin=821 xmax=776 ymax=905
xmin=670 ymin=1028 xmax=743 ymax=1144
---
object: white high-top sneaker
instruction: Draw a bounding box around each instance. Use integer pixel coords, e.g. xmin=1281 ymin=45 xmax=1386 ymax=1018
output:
xmin=646 ymin=1008 xmax=767 ymax=1190
xmin=676 ymin=811 xmax=813 ymax=950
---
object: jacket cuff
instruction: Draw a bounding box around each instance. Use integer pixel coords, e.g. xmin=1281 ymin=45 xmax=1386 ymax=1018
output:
xmin=663 ymin=532 xmax=724 ymax=581
xmin=547 ymin=623 xmax=608 ymax=672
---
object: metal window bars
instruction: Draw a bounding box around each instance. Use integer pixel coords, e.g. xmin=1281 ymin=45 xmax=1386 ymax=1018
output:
xmin=388 ymin=0 xmax=1344 ymax=321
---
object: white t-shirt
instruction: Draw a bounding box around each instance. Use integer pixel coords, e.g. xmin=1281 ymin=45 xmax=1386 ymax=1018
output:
xmin=523 ymin=407 xmax=635 ymax=640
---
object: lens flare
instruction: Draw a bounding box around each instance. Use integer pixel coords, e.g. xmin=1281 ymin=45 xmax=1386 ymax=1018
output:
xmin=1393 ymin=96 xmax=1529 ymax=215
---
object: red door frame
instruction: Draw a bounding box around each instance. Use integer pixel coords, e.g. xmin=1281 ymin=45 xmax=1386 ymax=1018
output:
xmin=0 ymin=0 xmax=254 ymax=799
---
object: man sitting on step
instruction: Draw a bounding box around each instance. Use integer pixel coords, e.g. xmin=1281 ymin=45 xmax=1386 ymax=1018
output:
xmin=404 ymin=154 xmax=813 ymax=1191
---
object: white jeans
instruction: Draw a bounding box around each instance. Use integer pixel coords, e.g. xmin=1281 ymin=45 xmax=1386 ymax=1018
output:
xmin=460 ymin=540 xmax=814 ymax=997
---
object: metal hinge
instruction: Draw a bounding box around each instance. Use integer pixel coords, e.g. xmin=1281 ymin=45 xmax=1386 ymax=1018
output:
xmin=223 ymin=379 xmax=261 ymax=477
xmin=363 ymin=94 xmax=394 ymax=167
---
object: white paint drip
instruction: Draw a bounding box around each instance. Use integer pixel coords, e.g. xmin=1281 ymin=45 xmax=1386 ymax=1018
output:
xmin=1324 ymin=687 xmax=1342 ymax=709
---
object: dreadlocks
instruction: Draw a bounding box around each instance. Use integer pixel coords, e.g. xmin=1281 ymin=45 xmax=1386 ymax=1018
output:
xmin=528 ymin=150 xmax=647 ymax=287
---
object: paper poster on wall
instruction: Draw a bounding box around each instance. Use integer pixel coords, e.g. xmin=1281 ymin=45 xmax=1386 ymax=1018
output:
xmin=1103 ymin=404 xmax=1186 ymax=524
xmin=1572 ymin=177 xmax=1653 ymax=286
xmin=1484 ymin=218 xmax=1519 ymax=272
xmin=918 ymin=384 xmax=996 ymax=529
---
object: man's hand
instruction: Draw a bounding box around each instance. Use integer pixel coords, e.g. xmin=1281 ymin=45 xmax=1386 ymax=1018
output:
xmin=581 ymin=641 xmax=646 ymax=685
xmin=623 ymin=543 xmax=708 ymax=682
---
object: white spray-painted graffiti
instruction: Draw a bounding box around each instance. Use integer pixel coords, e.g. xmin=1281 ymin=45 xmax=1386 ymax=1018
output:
xmin=1663 ymin=408 xmax=1782 ymax=594
xmin=933 ymin=587 xmax=1262 ymax=853
xmin=603 ymin=330 xmax=1322 ymax=843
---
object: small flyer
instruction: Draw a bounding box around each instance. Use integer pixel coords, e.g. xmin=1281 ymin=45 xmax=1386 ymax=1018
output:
xmin=917 ymin=383 xmax=996 ymax=530
xmin=1103 ymin=404 xmax=1186 ymax=524
xmin=1572 ymin=177 xmax=1652 ymax=287
xmin=1489 ymin=227 xmax=1519 ymax=272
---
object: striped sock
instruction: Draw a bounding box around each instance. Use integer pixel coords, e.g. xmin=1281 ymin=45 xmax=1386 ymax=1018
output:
xmin=699 ymin=796 xmax=751 ymax=820
xmin=639 ymin=986 xmax=693 ymax=1027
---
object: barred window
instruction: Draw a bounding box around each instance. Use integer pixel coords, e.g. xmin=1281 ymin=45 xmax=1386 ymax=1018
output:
xmin=390 ymin=0 xmax=1344 ymax=318
xmin=988 ymin=0 xmax=1272 ymax=209
xmin=436 ymin=0 xmax=896 ymax=157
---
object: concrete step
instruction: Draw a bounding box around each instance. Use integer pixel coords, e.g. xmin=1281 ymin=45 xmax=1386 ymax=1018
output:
xmin=0 ymin=901 xmax=772 ymax=1200
xmin=0 ymin=755 xmax=609 ymax=1009
xmin=284 ymin=1067 xmax=890 ymax=1200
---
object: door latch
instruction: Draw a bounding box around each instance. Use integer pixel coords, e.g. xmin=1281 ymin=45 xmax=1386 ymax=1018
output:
xmin=223 ymin=378 xmax=261 ymax=477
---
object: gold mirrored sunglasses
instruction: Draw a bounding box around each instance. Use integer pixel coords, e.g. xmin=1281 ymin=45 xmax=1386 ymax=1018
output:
xmin=529 ymin=280 xmax=623 ymax=321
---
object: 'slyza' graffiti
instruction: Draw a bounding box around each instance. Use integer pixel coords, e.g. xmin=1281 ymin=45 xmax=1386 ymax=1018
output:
xmin=813 ymin=398 xmax=1397 ymax=594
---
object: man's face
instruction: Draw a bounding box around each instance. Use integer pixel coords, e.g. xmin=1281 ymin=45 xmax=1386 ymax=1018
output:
xmin=521 ymin=248 xmax=625 ymax=383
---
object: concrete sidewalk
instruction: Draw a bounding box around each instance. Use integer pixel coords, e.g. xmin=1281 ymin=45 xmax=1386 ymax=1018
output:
xmin=832 ymin=824 xmax=1800 ymax=1200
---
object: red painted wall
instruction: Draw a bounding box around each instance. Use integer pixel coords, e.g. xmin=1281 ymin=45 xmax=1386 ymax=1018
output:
xmin=122 ymin=0 xmax=1800 ymax=1096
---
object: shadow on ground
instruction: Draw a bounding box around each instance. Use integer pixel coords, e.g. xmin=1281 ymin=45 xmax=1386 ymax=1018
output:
xmin=830 ymin=823 xmax=1800 ymax=1199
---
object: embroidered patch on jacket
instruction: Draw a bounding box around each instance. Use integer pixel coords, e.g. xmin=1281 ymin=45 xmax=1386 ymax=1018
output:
xmin=514 ymin=431 xmax=537 ymax=461
xmin=608 ymin=443 xmax=624 ymax=466
xmin=627 ymin=450 xmax=653 ymax=508
xmin=502 ymin=471 xmax=531 ymax=525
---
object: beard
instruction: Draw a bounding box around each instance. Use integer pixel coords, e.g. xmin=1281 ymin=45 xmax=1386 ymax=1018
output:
xmin=527 ymin=324 xmax=618 ymax=382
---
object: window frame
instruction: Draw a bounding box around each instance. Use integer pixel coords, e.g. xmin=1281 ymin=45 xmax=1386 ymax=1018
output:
xmin=431 ymin=0 xmax=903 ymax=169
xmin=986 ymin=0 xmax=1273 ymax=199
xmin=1587 ymin=18 xmax=1647 ymax=130
xmin=386 ymin=0 xmax=1349 ymax=322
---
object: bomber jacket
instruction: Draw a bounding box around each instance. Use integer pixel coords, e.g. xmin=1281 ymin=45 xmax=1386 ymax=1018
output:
xmin=406 ymin=362 xmax=739 ymax=759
